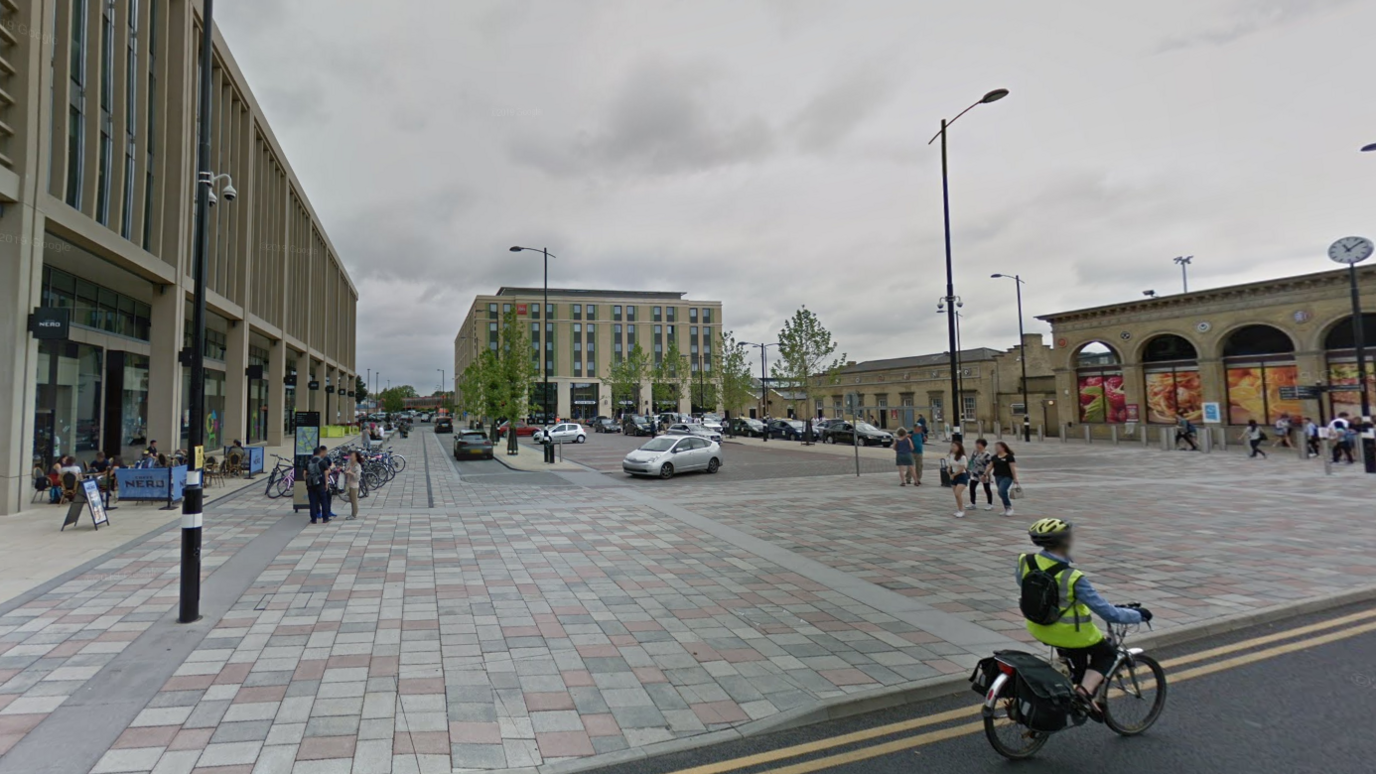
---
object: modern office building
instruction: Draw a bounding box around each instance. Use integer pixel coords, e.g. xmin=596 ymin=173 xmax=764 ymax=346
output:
xmin=0 ymin=1 xmax=357 ymax=514
xmin=453 ymin=289 xmax=724 ymax=420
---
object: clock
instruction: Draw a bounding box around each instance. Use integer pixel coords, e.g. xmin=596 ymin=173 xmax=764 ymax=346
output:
xmin=1196 ymin=321 xmax=1212 ymax=333
xmin=1328 ymin=236 xmax=1374 ymax=265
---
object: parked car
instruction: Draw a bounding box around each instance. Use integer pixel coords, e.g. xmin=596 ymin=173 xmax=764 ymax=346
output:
xmin=821 ymin=420 xmax=893 ymax=447
xmin=420 ymin=413 xmax=431 ymax=423
xmin=699 ymin=415 xmax=724 ymax=433
xmin=533 ymin=423 xmax=587 ymax=444
xmin=623 ymin=415 xmax=654 ymax=436
xmin=726 ymin=417 xmax=766 ymax=437
xmin=623 ymin=435 xmax=723 ymax=479
xmin=452 ymin=430 xmax=494 ymax=460
xmin=666 ymin=423 xmax=722 ymax=443
xmin=766 ymin=419 xmax=816 ymax=441
xmin=592 ymin=417 xmax=621 ymax=433
xmin=434 ymin=417 xmax=454 ymax=434
xmin=497 ymin=421 xmax=540 ymax=438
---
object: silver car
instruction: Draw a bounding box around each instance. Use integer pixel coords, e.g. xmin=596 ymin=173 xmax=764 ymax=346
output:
xmin=622 ymin=435 xmax=723 ymax=479
xmin=532 ymin=423 xmax=587 ymax=444
xmin=666 ymin=423 xmax=723 ymax=444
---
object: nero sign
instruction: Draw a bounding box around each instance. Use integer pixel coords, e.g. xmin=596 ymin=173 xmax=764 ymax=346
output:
xmin=115 ymin=466 xmax=187 ymax=502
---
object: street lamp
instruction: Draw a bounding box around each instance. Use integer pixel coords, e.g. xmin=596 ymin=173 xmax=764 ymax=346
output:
xmin=180 ymin=0 xmax=236 ymax=625
xmin=928 ymin=88 xmax=1008 ymax=440
xmin=1173 ymin=255 xmax=1193 ymax=293
xmin=936 ymin=298 xmax=965 ymax=432
xmin=1330 ymin=236 xmax=1376 ymax=473
xmin=992 ymin=273 xmax=1032 ymax=442
xmin=510 ymin=246 xmax=555 ymax=425
xmin=741 ymin=342 xmax=779 ymax=441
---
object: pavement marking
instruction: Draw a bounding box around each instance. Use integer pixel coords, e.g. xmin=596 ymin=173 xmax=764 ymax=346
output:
xmin=669 ymin=607 xmax=1376 ymax=774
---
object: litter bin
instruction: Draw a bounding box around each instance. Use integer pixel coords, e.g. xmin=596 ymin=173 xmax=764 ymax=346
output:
xmin=543 ymin=440 xmax=555 ymax=464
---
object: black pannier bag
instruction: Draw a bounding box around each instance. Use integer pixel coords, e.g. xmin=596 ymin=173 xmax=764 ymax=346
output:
xmin=977 ymin=650 xmax=1081 ymax=733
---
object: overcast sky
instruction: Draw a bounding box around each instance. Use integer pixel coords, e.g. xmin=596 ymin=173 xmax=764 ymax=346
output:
xmin=217 ymin=0 xmax=1375 ymax=394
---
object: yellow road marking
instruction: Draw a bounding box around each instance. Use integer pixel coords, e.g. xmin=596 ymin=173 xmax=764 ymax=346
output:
xmin=667 ymin=607 xmax=1375 ymax=774
xmin=756 ymin=619 xmax=1376 ymax=773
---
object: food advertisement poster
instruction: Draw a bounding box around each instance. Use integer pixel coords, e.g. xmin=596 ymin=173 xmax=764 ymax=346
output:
xmin=1328 ymin=362 xmax=1376 ymax=418
xmin=1145 ymin=370 xmax=1203 ymax=423
xmin=1078 ymin=373 xmax=1126 ymax=423
xmin=1226 ymin=364 xmax=1301 ymax=424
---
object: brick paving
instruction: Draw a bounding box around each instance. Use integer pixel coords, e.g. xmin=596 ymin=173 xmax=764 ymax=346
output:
xmin=0 ymin=429 xmax=1367 ymax=773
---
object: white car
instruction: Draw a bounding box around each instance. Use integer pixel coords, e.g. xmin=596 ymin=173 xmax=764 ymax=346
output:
xmin=623 ymin=435 xmax=722 ymax=479
xmin=700 ymin=417 xmax=724 ymax=433
xmin=666 ymin=423 xmax=722 ymax=444
xmin=533 ymin=423 xmax=587 ymax=444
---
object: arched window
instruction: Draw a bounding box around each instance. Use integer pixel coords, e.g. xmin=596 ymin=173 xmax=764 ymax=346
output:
xmin=1074 ymin=342 xmax=1125 ymax=423
xmin=1222 ymin=325 xmax=1298 ymax=425
xmin=1142 ymin=335 xmax=1200 ymax=423
xmin=1323 ymin=314 xmax=1376 ymax=419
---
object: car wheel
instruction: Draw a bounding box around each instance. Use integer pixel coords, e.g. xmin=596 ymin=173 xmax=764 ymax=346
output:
xmin=576 ymin=435 xmax=586 ymax=444
xmin=707 ymin=458 xmax=720 ymax=474
xmin=824 ymin=435 xmax=833 ymax=444
xmin=659 ymin=463 xmax=675 ymax=480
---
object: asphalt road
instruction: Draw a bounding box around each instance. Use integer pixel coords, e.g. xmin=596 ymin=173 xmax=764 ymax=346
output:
xmin=596 ymin=601 xmax=1376 ymax=774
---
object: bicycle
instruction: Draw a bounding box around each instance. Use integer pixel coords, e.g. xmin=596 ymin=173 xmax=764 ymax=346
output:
xmin=978 ymin=604 xmax=1167 ymax=759
xmin=264 ymin=454 xmax=295 ymax=499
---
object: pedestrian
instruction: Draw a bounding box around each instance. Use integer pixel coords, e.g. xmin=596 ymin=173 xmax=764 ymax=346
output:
xmin=947 ymin=440 xmax=969 ymax=518
xmin=1271 ymin=413 xmax=1293 ymax=448
xmin=1303 ymin=416 xmax=1321 ymax=458
xmin=992 ymin=441 xmax=1020 ymax=516
xmin=146 ymin=440 xmax=159 ymax=459
xmin=916 ymin=414 xmax=928 ymax=444
xmin=89 ymin=451 xmax=109 ymax=474
xmin=344 ymin=450 xmax=363 ymax=520
xmin=894 ymin=428 xmax=916 ymax=486
xmin=910 ymin=422 xmax=925 ymax=486
xmin=1174 ymin=413 xmax=1199 ymax=451
xmin=307 ymin=445 xmax=332 ymax=524
xmin=1329 ymin=413 xmax=1353 ymax=464
xmin=968 ymin=438 xmax=995 ymax=511
xmin=1241 ymin=419 xmax=1267 ymax=458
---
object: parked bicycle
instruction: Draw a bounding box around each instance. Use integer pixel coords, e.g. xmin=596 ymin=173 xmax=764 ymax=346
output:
xmin=263 ymin=454 xmax=295 ymax=499
xmin=973 ymin=604 xmax=1167 ymax=759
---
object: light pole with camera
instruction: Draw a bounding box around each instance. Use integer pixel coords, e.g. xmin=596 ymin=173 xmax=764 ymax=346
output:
xmin=1329 ymin=236 xmax=1375 ymax=473
xmin=992 ymin=273 xmax=1032 ymax=442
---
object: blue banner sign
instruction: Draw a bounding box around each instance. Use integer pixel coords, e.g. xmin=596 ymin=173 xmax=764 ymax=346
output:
xmin=223 ymin=445 xmax=265 ymax=475
xmin=115 ymin=465 xmax=187 ymax=502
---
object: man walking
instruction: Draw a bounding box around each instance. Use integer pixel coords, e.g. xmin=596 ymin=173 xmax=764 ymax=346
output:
xmin=1304 ymin=416 xmax=1321 ymax=458
xmin=306 ymin=445 xmax=332 ymax=524
xmin=1330 ymin=413 xmax=1354 ymax=464
xmin=1174 ymin=413 xmax=1199 ymax=450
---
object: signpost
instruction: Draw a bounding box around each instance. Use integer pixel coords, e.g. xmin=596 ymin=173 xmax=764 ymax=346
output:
xmin=1279 ymin=385 xmax=1323 ymax=401
xmin=293 ymin=411 xmax=320 ymax=512
xmin=1202 ymin=402 xmax=1222 ymax=424
xmin=61 ymin=478 xmax=111 ymax=531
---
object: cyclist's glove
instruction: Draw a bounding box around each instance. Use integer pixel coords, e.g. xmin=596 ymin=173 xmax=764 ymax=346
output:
xmin=1135 ymin=607 xmax=1153 ymax=623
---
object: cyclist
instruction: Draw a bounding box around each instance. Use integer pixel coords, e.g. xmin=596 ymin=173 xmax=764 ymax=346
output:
xmin=1017 ymin=519 xmax=1152 ymax=717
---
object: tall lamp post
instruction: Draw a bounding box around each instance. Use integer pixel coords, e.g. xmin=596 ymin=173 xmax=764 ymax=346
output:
xmin=1173 ymin=256 xmax=1193 ymax=293
xmin=437 ymin=369 xmax=445 ymax=410
xmin=936 ymin=298 xmax=964 ymax=432
xmin=695 ymin=353 xmax=706 ymax=415
xmin=1329 ymin=236 xmax=1375 ymax=473
xmin=929 ymin=88 xmax=1008 ymax=440
xmin=741 ymin=342 xmax=778 ymax=441
xmin=992 ymin=273 xmax=1032 ymax=442
xmin=180 ymin=0 xmax=236 ymax=625
xmin=510 ymin=247 xmax=554 ymax=424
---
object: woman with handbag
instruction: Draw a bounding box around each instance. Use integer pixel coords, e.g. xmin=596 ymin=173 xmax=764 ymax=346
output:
xmin=947 ymin=441 xmax=969 ymax=518
xmin=992 ymin=441 xmax=1021 ymax=517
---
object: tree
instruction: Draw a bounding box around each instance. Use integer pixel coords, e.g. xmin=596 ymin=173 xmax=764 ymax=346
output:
xmin=456 ymin=356 xmax=490 ymax=421
xmin=718 ymin=331 xmax=755 ymax=420
xmin=652 ymin=336 xmax=687 ymax=413
xmin=604 ymin=343 xmax=649 ymax=417
xmin=379 ymin=388 xmax=406 ymax=413
xmin=772 ymin=307 xmax=845 ymax=444
xmin=354 ymin=376 xmax=369 ymax=403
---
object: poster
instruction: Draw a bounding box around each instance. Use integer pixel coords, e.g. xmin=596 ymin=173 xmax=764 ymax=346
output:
xmin=1328 ymin=362 xmax=1376 ymax=419
xmin=1078 ymin=373 xmax=1126 ymax=423
xmin=1125 ymin=403 xmax=1140 ymax=422
xmin=1202 ymin=402 xmax=1222 ymax=424
xmin=1144 ymin=369 xmax=1203 ymax=423
xmin=82 ymin=478 xmax=108 ymax=527
xmin=1226 ymin=364 xmax=1302 ymax=424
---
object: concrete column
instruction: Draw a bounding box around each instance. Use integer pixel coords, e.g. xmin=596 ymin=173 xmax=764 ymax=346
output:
xmin=147 ymin=287 xmax=184 ymax=454
xmin=267 ymin=342 xmax=286 ymax=446
xmin=0 ymin=208 xmax=43 ymax=515
xmin=295 ymin=351 xmax=311 ymax=414
xmin=325 ymin=365 xmax=337 ymax=425
xmin=223 ymin=321 xmax=249 ymax=447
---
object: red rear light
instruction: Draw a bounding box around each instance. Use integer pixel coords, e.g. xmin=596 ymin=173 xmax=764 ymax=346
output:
xmin=998 ymin=663 xmax=1016 ymax=676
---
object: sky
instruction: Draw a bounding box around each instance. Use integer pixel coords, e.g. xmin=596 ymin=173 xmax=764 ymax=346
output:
xmin=215 ymin=0 xmax=1376 ymax=395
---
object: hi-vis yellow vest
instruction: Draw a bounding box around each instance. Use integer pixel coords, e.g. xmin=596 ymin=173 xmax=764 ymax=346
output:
xmin=1019 ymin=553 xmax=1104 ymax=648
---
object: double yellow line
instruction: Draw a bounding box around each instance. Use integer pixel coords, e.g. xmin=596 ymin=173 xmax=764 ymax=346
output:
xmin=667 ymin=607 xmax=1376 ymax=774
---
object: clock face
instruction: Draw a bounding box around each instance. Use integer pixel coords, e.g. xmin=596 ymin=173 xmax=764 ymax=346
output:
xmin=1329 ymin=236 xmax=1374 ymax=265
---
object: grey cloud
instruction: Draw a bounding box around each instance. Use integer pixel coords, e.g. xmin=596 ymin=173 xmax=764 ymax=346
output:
xmin=789 ymin=65 xmax=899 ymax=153
xmin=1155 ymin=0 xmax=1356 ymax=53
xmin=507 ymin=57 xmax=775 ymax=178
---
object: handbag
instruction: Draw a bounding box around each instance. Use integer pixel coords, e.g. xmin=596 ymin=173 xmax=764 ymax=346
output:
xmin=1011 ymin=483 xmax=1024 ymax=500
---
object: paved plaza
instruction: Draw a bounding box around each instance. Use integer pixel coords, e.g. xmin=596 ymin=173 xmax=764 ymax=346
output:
xmin=0 ymin=428 xmax=1370 ymax=774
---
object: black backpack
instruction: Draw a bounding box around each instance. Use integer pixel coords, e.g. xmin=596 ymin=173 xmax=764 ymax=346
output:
xmin=306 ymin=458 xmax=325 ymax=487
xmin=1019 ymin=555 xmax=1070 ymax=626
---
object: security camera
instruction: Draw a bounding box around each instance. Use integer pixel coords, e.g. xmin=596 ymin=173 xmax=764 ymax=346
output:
xmin=222 ymin=183 xmax=237 ymax=202
xmin=208 ymin=189 xmax=218 ymax=207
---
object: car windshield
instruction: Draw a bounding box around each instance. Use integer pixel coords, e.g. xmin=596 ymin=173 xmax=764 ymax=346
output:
xmin=460 ymin=433 xmax=486 ymax=442
xmin=639 ymin=437 xmax=678 ymax=452
xmin=856 ymin=422 xmax=881 ymax=432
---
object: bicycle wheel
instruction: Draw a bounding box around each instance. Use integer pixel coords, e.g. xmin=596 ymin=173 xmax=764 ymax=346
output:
xmin=1102 ymin=653 xmax=1167 ymax=735
xmin=391 ymin=454 xmax=407 ymax=473
xmin=264 ymin=470 xmax=282 ymax=498
xmin=274 ymin=472 xmax=295 ymax=498
xmin=983 ymin=692 xmax=1050 ymax=759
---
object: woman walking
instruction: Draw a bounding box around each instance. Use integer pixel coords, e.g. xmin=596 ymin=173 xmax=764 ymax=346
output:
xmin=1242 ymin=419 xmax=1268 ymax=459
xmin=1271 ymin=413 xmax=1293 ymax=449
xmin=947 ymin=441 xmax=969 ymax=518
xmin=894 ymin=428 xmax=917 ymax=486
xmin=968 ymin=439 xmax=995 ymax=511
xmin=992 ymin=441 xmax=1020 ymax=516
xmin=345 ymin=451 xmax=363 ymax=520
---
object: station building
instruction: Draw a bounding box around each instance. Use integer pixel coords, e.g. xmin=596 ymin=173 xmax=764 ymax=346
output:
xmin=0 ymin=1 xmax=357 ymax=514
xmin=1037 ymin=265 xmax=1376 ymax=439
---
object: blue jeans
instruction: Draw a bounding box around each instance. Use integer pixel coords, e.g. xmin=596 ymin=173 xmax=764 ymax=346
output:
xmin=308 ymin=485 xmax=327 ymax=521
xmin=996 ymin=476 xmax=1015 ymax=508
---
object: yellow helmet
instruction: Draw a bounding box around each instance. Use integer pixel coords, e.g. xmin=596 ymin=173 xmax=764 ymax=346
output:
xmin=1028 ymin=518 xmax=1073 ymax=547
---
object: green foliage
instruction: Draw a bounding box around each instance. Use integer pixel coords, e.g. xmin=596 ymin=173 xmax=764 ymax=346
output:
xmin=717 ymin=331 xmax=755 ymax=416
xmin=354 ymin=376 xmax=369 ymax=403
xmin=455 ymin=308 xmax=537 ymax=425
xmin=652 ymin=336 xmax=687 ymax=410
xmin=605 ymin=343 xmax=649 ymax=414
xmin=772 ymin=307 xmax=845 ymax=426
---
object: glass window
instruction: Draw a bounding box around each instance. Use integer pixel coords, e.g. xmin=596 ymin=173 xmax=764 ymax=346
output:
xmin=690 ymin=326 xmax=698 ymax=338
xmin=627 ymin=306 xmax=637 ymax=321
xmin=653 ymin=306 xmax=662 ymax=321
xmin=573 ymin=303 xmax=582 ymax=319
xmin=690 ymin=308 xmax=698 ymax=322
xmin=613 ymin=305 xmax=622 ymax=320
xmin=703 ymin=308 xmax=713 ymax=324
xmin=587 ymin=304 xmax=596 ymax=321
xmin=573 ymin=323 xmax=581 ymax=334
xmin=627 ymin=324 xmax=635 ymax=337
xmin=503 ymin=303 xmax=512 ymax=314
xmin=33 ymin=341 xmax=103 ymax=467
xmin=654 ymin=325 xmax=662 ymax=336
xmin=613 ymin=324 xmax=622 ymax=335
xmin=546 ymin=304 xmax=554 ymax=316
xmin=488 ymin=303 xmax=498 ymax=318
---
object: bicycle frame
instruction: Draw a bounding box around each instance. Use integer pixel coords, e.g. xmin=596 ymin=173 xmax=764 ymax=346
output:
xmin=982 ymin=623 xmax=1148 ymax=719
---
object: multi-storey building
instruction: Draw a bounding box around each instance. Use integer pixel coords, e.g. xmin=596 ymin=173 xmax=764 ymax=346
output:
xmin=453 ymin=289 xmax=724 ymax=420
xmin=0 ymin=1 xmax=357 ymax=514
